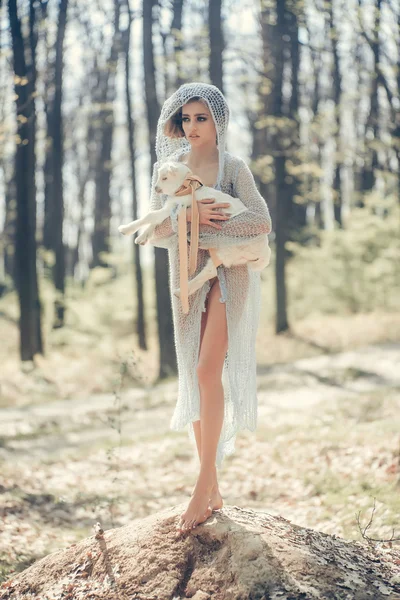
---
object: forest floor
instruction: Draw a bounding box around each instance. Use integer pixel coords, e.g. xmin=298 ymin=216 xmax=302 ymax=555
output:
xmin=0 ymin=336 xmax=399 ymax=583
xmin=1 ymin=270 xmax=400 ymax=583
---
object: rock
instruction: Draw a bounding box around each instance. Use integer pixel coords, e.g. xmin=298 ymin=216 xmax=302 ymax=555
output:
xmin=190 ymin=592 xmax=210 ymax=600
xmin=0 ymin=504 xmax=399 ymax=600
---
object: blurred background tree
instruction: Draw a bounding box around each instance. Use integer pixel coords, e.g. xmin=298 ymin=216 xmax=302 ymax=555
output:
xmin=0 ymin=0 xmax=399 ymax=386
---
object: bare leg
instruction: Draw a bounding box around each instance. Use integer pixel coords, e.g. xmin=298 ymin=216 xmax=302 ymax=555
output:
xmin=191 ymin=424 xmax=223 ymax=512
xmin=177 ymin=278 xmax=228 ymax=532
xmin=192 ymin=280 xmax=223 ymax=510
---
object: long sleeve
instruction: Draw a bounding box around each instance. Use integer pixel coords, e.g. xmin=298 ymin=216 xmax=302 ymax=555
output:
xmin=195 ymin=158 xmax=272 ymax=250
xmin=147 ymin=161 xmax=181 ymax=249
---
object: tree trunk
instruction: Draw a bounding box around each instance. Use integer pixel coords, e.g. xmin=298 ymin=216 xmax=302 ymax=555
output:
xmin=51 ymin=0 xmax=68 ymax=328
xmin=359 ymin=0 xmax=382 ymax=197
xmin=71 ymin=173 xmax=87 ymax=279
xmin=68 ymin=92 xmax=91 ymax=281
xmin=208 ymin=0 xmax=224 ymax=93
xmin=91 ymin=2 xmax=120 ymax=269
xmin=357 ymin=0 xmax=400 ymax=204
xmin=143 ymin=0 xmax=176 ymax=379
xmin=259 ymin=0 xmax=289 ymax=334
xmin=42 ymin=0 xmax=53 ymax=254
xmin=274 ymin=0 xmax=289 ymax=333
xmin=1 ymin=168 xmax=16 ymax=292
xmin=123 ymin=0 xmax=147 ymax=351
xmin=328 ymin=0 xmax=343 ymax=227
xmin=286 ymin=3 xmax=305 ymax=234
xmin=171 ymin=0 xmax=184 ymax=89
xmin=304 ymin=16 xmax=323 ymax=229
xmin=8 ymin=0 xmax=43 ymax=360
xmin=2 ymin=505 xmax=399 ymax=600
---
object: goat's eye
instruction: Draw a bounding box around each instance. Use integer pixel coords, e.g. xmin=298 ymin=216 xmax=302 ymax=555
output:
xmin=162 ymin=177 xmax=167 ymax=181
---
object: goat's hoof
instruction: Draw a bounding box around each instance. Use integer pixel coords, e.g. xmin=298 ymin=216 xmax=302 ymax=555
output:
xmin=118 ymin=225 xmax=130 ymax=235
xmin=135 ymin=234 xmax=149 ymax=245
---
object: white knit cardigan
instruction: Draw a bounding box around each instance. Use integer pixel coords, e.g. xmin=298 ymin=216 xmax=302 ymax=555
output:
xmin=148 ymin=146 xmax=272 ymax=467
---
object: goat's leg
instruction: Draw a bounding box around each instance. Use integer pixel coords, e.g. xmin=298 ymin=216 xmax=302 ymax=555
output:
xmin=174 ymin=257 xmax=218 ymax=298
xmin=135 ymin=224 xmax=155 ymax=245
xmin=118 ymin=206 xmax=171 ymax=236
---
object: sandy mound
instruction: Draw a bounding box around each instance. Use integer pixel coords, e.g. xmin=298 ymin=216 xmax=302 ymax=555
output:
xmin=1 ymin=504 xmax=399 ymax=599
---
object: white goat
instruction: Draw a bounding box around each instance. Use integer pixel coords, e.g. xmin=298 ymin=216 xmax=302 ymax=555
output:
xmin=118 ymin=161 xmax=270 ymax=297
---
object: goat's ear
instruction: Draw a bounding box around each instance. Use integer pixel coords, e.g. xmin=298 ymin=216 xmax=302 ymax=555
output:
xmin=167 ymin=163 xmax=178 ymax=174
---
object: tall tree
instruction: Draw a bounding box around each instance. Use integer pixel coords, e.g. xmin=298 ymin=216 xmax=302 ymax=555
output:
xmin=143 ymin=0 xmax=176 ymax=379
xmin=0 ymin=162 xmax=16 ymax=291
xmin=286 ymin=1 xmax=304 ymax=233
xmin=91 ymin=1 xmax=121 ymax=269
xmin=259 ymin=0 xmax=290 ymax=333
xmin=357 ymin=0 xmax=400 ymax=202
xmin=328 ymin=0 xmax=344 ymax=226
xmin=208 ymin=0 xmax=224 ymax=92
xmin=160 ymin=0 xmax=185 ymax=98
xmin=41 ymin=0 xmax=68 ymax=327
xmin=42 ymin=0 xmax=54 ymax=254
xmin=52 ymin=0 xmax=68 ymax=327
xmin=171 ymin=0 xmax=184 ymax=89
xmin=303 ymin=13 xmax=324 ymax=229
xmin=273 ymin=0 xmax=290 ymax=333
xmin=122 ymin=0 xmax=147 ymax=350
xmin=359 ymin=0 xmax=382 ymax=195
xmin=0 ymin=0 xmax=16 ymax=291
xmin=8 ymin=0 xmax=43 ymax=360
xmin=67 ymin=90 xmax=92 ymax=281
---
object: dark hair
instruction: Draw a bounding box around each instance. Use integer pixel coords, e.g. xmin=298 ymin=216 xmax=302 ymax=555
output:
xmin=163 ymin=96 xmax=209 ymax=139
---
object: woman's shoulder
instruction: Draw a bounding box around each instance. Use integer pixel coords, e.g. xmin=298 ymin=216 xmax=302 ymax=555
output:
xmin=161 ymin=149 xmax=244 ymax=166
xmin=223 ymin=151 xmax=244 ymax=165
xmin=223 ymin=152 xmax=248 ymax=183
xmin=223 ymin=151 xmax=248 ymax=174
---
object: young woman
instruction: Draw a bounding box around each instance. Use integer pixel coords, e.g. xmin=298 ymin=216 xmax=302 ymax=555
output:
xmin=147 ymin=83 xmax=272 ymax=533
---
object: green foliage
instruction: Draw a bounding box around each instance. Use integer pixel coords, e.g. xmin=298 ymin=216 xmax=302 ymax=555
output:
xmin=287 ymin=194 xmax=400 ymax=315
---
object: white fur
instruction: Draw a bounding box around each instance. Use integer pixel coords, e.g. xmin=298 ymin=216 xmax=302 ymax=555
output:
xmin=118 ymin=161 xmax=271 ymax=297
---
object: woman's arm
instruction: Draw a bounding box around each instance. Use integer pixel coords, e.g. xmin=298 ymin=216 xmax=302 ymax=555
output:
xmin=195 ymin=158 xmax=272 ymax=250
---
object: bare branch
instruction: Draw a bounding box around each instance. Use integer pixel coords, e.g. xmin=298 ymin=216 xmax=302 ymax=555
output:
xmin=356 ymin=498 xmax=400 ymax=544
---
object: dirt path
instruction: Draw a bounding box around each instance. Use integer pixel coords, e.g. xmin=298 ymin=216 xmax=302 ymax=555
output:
xmin=1 ymin=342 xmax=399 ymax=456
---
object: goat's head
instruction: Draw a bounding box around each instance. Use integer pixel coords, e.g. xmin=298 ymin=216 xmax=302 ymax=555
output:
xmin=154 ymin=161 xmax=192 ymax=195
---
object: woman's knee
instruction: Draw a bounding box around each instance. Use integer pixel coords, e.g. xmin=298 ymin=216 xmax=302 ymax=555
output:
xmin=196 ymin=360 xmax=223 ymax=386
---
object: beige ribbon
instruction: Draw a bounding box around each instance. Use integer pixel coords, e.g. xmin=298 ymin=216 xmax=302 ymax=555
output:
xmin=175 ymin=175 xmax=223 ymax=314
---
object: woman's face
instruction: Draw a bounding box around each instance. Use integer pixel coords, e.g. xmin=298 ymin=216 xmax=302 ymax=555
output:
xmin=181 ymin=101 xmax=217 ymax=147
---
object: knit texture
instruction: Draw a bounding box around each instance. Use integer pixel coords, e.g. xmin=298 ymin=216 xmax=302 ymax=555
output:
xmin=148 ymin=83 xmax=272 ymax=466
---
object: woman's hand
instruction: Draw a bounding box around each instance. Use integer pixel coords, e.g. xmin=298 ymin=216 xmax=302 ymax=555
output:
xmin=186 ymin=199 xmax=231 ymax=230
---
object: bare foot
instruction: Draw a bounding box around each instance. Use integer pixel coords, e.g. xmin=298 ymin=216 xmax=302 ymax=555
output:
xmin=190 ymin=483 xmax=223 ymax=511
xmin=209 ymin=485 xmax=223 ymax=511
xmin=177 ymin=481 xmax=214 ymax=533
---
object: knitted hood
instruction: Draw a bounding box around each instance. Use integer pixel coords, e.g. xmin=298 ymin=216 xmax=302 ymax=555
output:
xmin=155 ymin=82 xmax=229 ymax=190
